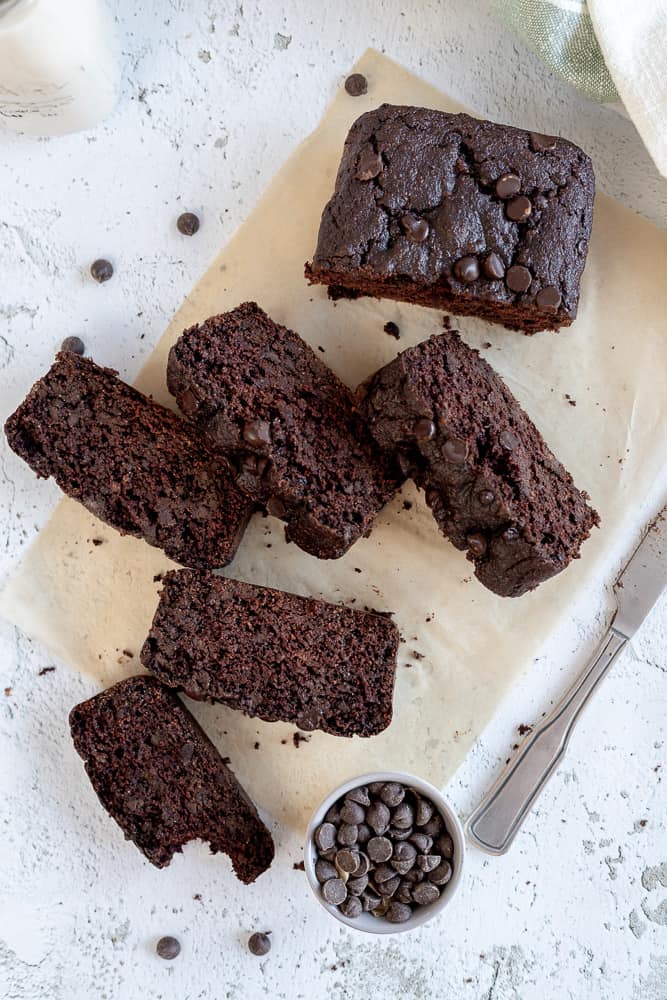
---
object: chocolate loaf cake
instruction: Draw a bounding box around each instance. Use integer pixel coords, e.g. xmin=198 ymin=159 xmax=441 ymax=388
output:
xmin=4 ymin=352 xmax=253 ymax=569
xmin=356 ymin=331 xmax=599 ymax=596
xmin=69 ymin=675 xmax=274 ymax=881
xmin=140 ymin=569 xmax=399 ymax=737
xmin=306 ymin=104 xmax=595 ymax=334
xmin=167 ymin=302 xmax=402 ymax=559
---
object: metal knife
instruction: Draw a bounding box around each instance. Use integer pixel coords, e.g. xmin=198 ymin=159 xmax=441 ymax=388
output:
xmin=466 ymin=507 xmax=667 ymax=855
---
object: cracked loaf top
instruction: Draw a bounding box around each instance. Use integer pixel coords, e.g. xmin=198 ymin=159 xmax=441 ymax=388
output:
xmin=306 ymin=104 xmax=595 ymax=333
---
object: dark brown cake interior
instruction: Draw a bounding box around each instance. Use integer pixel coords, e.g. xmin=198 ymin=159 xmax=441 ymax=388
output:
xmin=4 ymin=352 xmax=252 ymax=569
xmin=70 ymin=675 xmax=274 ymax=882
xmin=167 ymin=302 xmax=402 ymax=558
xmin=141 ymin=570 xmax=399 ymax=737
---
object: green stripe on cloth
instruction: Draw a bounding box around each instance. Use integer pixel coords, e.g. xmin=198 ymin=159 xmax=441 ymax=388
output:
xmin=492 ymin=0 xmax=619 ymax=102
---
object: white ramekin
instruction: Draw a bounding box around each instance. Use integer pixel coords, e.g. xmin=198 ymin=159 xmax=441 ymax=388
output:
xmin=304 ymin=770 xmax=465 ymax=934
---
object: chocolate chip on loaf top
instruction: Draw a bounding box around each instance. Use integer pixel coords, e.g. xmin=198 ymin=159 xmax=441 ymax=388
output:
xmin=141 ymin=569 xmax=399 ymax=737
xmin=4 ymin=352 xmax=253 ymax=569
xmin=167 ymin=302 xmax=403 ymax=559
xmin=356 ymin=329 xmax=599 ymax=596
xmin=306 ymin=104 xmax=595 ymax=334
xmin=69 ymin=675 xmax=274 ymax=882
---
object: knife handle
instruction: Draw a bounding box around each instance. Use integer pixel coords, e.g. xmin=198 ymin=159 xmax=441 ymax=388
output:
xmin=465 ymin=627 xmax=627 ymax=855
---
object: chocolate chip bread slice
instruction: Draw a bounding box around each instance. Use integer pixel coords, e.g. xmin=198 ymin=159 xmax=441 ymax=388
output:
xmin=166 ymin=302 xmax=403 ymax=559
xmin=4 ymin=352 xmax=253 ymax=569
xmin=356 ymin=331 xmax=599 ymax=597
xmin=140 ymin=569 xmax=399 ymax=737
xmin=306 ymin=104 xmax=594 ymax=333
xmin=70 ymin=675 xmax=274 ymax=881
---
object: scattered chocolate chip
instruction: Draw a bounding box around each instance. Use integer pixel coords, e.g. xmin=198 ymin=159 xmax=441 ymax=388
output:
xmin=386 ymin=902 xmax=412 ymax=923
xmin=506 ymin=264 xmax=532 ymax=293
xmin=366 ymin=801 xmax=391 ymax=835
xmin=356 ymin=822 xmax=372 ymax=845
xmin=348 ymin=873 xmax=369 ymax=896
xmin=414 ymin=797 xmax=434 ymax=827
xmin=442 ymin=437 xmax=468 ymax=463
xmin=416 ymin=854 xmax=442 ymax=873
xmin=335 ymin=849 xmax=360 ymax=874
xmin=243 ymin=419 xmax=271 ymax=447
xmin=60 ymin=336 xmax=85 ymax=355
xmin=156 ymin=936 xmax=181 ymax=960
xmin=177 ymin=212 xmax=200 ymax=236
xmin=412 ymin=882 xmax=440 ymax=905
xmin=340 ymin=800 xmax=365 ymax=825
xmin=355 ymin=148 xmax=383 ymax=181
xmin=344 ymin=73 xmax=368 ymax=97
xmin=453 ymin=255 xmax=480 ymax=283
xmin=322 ymin=878 xmax=347 ymax=905
xmin=314 ymin=822 xmax=337 ymax=852
xmin=368 ymin=836 xmax=393 ymax=863
xmin=436 ymin=834 xmax=455 ymax=859
xmin=495 ymin=173 xmax=521 ymax=199
xmin=409 ymin=832 xmax=433 ymax=852
xmin=413 ymin=417 xmax=436 ymax=441
xmin=466 ymin=532 xmax=487 ymax=558
xmin=351 ymin=852 xmax=370 ymax=877
xmin=401 ymin=214 xmax=429 ymax=243
xmin=248 ymin=931 xmax=271 ymax=956
xmin=391 ymin=802 xmax=414 ymax=829
xmin=324 ymin=804 xmax=341 ymax=824
xmin=530 ymin=131 xmax=557 ymax=153
xmin=482 ymin=252 xmax=505 ymax=280
xmin=339 ymin=895 xmax=363 ymax=919
xmin=347 ymin=786 xmax=371 ymax=807
xmin=506 ymin=196 xmax=532 ymax=222
xmin=337 ymin=823 xmax=359 ymax=846
xmin=384 ymin=321 xmax=400 ymax=339
xmin=90 ymin=259 xmax=113 ymax=283
xmin=362 ymin=888 xmax=381 ymax=911
xmin=391 ymin=841 xmax=417 ymax=874
xmin=428 ymin=861 xmax=453 ymax=885
xmin=315 ymin=859 xmax=338 ymax=883
xmin=478 ymin=489 xmax=495 ymax=506
xmin=536 ymin=285 xmax=562 ymax=310
xmin=378 ymin=874 xmax=401 ymax=897
xmin=499 ymin=429 xmax=519 ymax=451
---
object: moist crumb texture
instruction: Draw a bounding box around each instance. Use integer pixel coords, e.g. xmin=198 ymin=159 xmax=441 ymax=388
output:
xmin=4 ymin=352 xmax=253 ymax=569
xmin=306 ymin=104 xmax=595 ymax=334
xmin=166 ymin=302 xmax=403 ymax=559
xmin=69 ymin=675 xmax=274 ymax=882
xmin=356 ymin=330 xmax=599 ymax=596
xmin=141 ymin=569 xmax=399 ymax=737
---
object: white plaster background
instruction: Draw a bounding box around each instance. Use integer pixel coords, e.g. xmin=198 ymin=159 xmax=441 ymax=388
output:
xmin=1 ymin=2 xmax=666 ymax=998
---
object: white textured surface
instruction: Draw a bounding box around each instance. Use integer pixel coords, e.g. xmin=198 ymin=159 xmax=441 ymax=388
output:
xmin=1 ymin=3 xmax=666 ymax=998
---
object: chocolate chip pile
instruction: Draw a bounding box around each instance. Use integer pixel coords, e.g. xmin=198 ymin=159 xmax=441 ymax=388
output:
xmin=313 ymin=781 xmax=454 ymax=924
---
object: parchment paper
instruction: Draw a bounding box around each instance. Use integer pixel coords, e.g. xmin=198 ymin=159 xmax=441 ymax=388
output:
xmin=2 ymin=51 xmax=667 ymax=832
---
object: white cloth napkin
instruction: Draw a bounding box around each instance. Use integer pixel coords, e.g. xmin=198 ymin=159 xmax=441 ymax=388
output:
xmin=588 ymin=0 xmax=667 ymax=177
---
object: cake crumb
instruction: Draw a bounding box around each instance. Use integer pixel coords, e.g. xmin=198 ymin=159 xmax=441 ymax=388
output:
xmin=4 ymin=687 xmax=12 ymax=697
xmin=38 ymin=666 xmax=56 ymax=675
xmin=383 ymin=321 xmax=400 ymax=340
xmin=153 ymin=572 xmax=165 ymax=583
xmin=293 ymin=732 xmax=311 ymax=748
xmin=402 ymin=500 xmax=413 ymax=510
xmin=193 ymin=893 xmax=203 ymax=902
xmin=411 ymin=650 xmax=425 ymax=661
xmin=91 ymin=538 xmax=104 ymax=546
xmin=121 ymin=650 xmax=134 ymax=659
xmin=517 ymin=723 xmax=533 ymax=735
xmin=482 ymin=341 xmax=492 ymax=349
xmin=293 ymin=860 xmax=305 ymax=871
xmin=253 ymin=741 xmax=260 ymax=750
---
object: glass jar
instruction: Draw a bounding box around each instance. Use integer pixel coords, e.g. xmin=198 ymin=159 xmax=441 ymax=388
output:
xmin=0 ymin=0 xmax=120 ymax=136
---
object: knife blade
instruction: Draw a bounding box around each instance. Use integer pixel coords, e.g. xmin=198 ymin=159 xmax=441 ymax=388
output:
xmin=465 ymin=505 xmax=667 ymax=855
